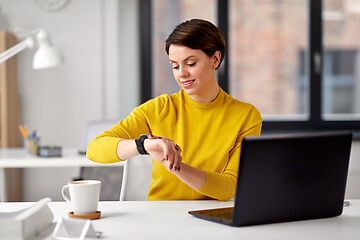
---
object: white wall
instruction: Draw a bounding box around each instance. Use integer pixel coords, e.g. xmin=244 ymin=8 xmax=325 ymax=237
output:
xmin=0 ymin=0 xmax=139 ymax=201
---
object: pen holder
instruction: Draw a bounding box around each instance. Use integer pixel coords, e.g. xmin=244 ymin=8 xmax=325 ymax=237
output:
xmin=24 ymin=136 xmax=40 ymax=155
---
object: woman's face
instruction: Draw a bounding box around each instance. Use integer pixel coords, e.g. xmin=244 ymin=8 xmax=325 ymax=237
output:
xmin=168 ymin=45 xmax=220 ymax=102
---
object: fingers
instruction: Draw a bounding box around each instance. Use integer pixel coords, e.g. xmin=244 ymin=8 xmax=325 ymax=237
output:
xmin=173 ymin=148 xmax=182 ymax=172
xmin=175 ymin=144 xmax=182 ymax=153
xmin=147 ymin=134 xmax=160 ymax=139
xmin=147 ymin=135 xmax=182 ymax=172
xmin=161 ymin=139 xmax=179 ymax=171
xmin=148 ymin=134 xmax=166 ymax=140
xmin=171 ymin=143 xmax=182 ymax=171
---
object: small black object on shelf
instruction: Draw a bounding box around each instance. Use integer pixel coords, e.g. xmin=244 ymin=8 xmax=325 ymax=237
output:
xmin=38 ymin=146 xmax=62 ymax=157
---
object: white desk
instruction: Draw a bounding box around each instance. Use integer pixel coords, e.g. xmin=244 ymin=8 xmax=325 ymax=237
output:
xmin=1 ymin=200 xmax=360 ymax=240
xmin=0 ymin=148 xmax=123 ymax=202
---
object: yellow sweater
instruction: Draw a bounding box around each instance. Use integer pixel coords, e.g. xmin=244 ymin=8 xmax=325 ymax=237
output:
xmin=86 ymin=88 xmax=262 ymax=201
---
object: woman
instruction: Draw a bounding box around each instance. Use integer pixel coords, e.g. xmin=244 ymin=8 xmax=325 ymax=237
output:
xmin=87 ymin=19 xmax=262 ymax=201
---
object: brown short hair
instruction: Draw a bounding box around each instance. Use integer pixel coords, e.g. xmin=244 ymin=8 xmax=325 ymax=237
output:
xmin=165 ymin=19 xmax=225 ymax=70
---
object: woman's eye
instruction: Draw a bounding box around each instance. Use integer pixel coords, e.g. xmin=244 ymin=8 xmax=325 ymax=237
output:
xmin=188 ymin=62 xmax=196 ymax=67
xmin=172 ymin=65 xmax=179 ymax=70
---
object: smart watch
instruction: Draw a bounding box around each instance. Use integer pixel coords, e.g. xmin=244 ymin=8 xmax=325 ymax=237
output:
xmin=135 ymin=134 xmax=149 ymax=155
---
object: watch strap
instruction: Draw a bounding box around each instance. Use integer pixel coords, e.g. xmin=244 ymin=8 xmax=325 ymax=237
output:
xmin=135 ymin=134 xmax=149 ymax=155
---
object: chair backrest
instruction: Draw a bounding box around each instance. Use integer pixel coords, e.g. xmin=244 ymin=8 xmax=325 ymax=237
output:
xmin=81 ymin=120 xmax=119 ymax=153
xmin=79 ymin=120 xmax=122 ymax=201
xmin=120 ymin=155 xmax=153 ymax=201
xmin=81 ymin=120 xmax=153 ymax=201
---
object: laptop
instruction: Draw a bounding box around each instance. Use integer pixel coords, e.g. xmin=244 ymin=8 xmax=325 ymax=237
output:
xmin=189 ymin=131 xmax=352 ymax=226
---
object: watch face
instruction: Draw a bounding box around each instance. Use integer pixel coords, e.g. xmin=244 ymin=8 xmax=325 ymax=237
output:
xmin=34 ymin=0 xmax=71 ymax=12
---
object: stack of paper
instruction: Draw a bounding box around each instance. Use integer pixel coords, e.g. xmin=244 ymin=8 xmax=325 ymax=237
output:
xmin=0 ymin=198 xmax=54 ymax=239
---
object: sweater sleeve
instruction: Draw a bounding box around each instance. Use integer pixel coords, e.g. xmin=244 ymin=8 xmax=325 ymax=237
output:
xmin=87 ymin=95 xmax=168 ymax=163
xmin=198 ymin=106 xmax=262 ymax=201
xmin=86 ymin=101 xmax=160 ymax=163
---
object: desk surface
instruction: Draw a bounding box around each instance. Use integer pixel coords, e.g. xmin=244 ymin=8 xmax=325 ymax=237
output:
xmin=0 ymin=148 xmax=123 ymax=168
xmin=2 ymin=200 xmax=360 ymax=240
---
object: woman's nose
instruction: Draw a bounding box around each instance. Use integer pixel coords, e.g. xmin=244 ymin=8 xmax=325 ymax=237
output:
xmin=179 ymin=66 xmax=189 ymax=77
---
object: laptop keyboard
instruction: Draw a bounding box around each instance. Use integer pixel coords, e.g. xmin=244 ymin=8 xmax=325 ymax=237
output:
xmin=189 ymin=207 xmax=234 ymax=223
xmin=209 ymin=212 xmax=233 ymax=221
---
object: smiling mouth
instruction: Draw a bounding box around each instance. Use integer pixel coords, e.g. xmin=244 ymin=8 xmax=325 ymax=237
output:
xmin=181 ymin=80 xmax=195 ymax=86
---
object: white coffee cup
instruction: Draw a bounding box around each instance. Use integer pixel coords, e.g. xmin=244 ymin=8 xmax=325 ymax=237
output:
xmin=62 ymin=180 xmax=101 ymax=215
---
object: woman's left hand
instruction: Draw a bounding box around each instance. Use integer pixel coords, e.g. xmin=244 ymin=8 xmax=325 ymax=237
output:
xmin=144 ymin=135 xmax=182 ymax=172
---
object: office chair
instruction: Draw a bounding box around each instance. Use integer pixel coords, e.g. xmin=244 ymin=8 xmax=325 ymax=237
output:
xmin=119 ymin=154 xmax=153 ymax=201
xmin=77 ymin=120 xmax=153 ymax=201
xmin=76 ymin=120 xmax=123 ymax=201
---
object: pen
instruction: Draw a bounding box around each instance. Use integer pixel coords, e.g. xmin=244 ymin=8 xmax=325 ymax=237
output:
xmin=32 ymin=130 xmax=37 ymax=138
xmin=19 ymin=125 xmax=28 ymax=139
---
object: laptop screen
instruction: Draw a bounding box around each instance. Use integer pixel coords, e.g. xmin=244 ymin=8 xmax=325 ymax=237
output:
xmin=233 ymin=131 xmax=352 ymax=226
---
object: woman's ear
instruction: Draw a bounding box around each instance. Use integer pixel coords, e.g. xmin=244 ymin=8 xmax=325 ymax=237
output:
xmin=212 ymin=51 xmax=221 ymax=69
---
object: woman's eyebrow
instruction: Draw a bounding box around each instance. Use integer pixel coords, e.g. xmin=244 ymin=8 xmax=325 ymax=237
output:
xmin=169 ymin=55 xmax=196 ymax=63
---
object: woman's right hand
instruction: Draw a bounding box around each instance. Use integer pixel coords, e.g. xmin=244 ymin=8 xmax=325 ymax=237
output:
xmin=143 ymin=135 xmax=182 ymax=172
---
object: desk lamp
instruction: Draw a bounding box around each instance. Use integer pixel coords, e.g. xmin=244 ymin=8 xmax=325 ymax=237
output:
xmin=0 ymin=28 xmax=61 ymax=69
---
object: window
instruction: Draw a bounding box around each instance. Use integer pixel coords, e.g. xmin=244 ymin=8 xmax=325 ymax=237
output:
xmin=299 ymin=49 xmax=358 ymax=117
xmin=229 ymin=0 xmax=308 ymax=120
xmin=140 ymin=0 xmax=360 ymax=138
xmin=323 ymin=50 xmax=357 ymax=117
xmin=151 ymin=0 xmax=216 ymax=97
xmin=323 ymin=0 xmax=360 ymax=120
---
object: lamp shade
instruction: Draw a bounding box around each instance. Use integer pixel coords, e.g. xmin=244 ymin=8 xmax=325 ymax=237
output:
xmin=32 ymin=29 xmax=62 ymax=69
xmin=32 ymin=45 xmax=61 ymax=69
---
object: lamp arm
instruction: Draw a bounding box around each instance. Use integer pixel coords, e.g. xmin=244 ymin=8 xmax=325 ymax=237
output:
xmin=0 ymin=37 xmax=35 ymax=64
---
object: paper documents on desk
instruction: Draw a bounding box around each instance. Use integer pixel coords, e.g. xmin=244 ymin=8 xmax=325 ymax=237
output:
xmin=0 ymin=198 xmax=54 ymax=240
xmin=53 ymin=217 xmax=102 ymax=240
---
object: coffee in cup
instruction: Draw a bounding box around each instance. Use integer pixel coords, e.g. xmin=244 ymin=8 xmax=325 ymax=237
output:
xmin=62 ymin=180 xmax=101 ymax=215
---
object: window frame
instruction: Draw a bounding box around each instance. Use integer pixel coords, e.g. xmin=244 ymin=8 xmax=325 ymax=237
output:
xmin=139 ymin=0 xmax=360 ymax=139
